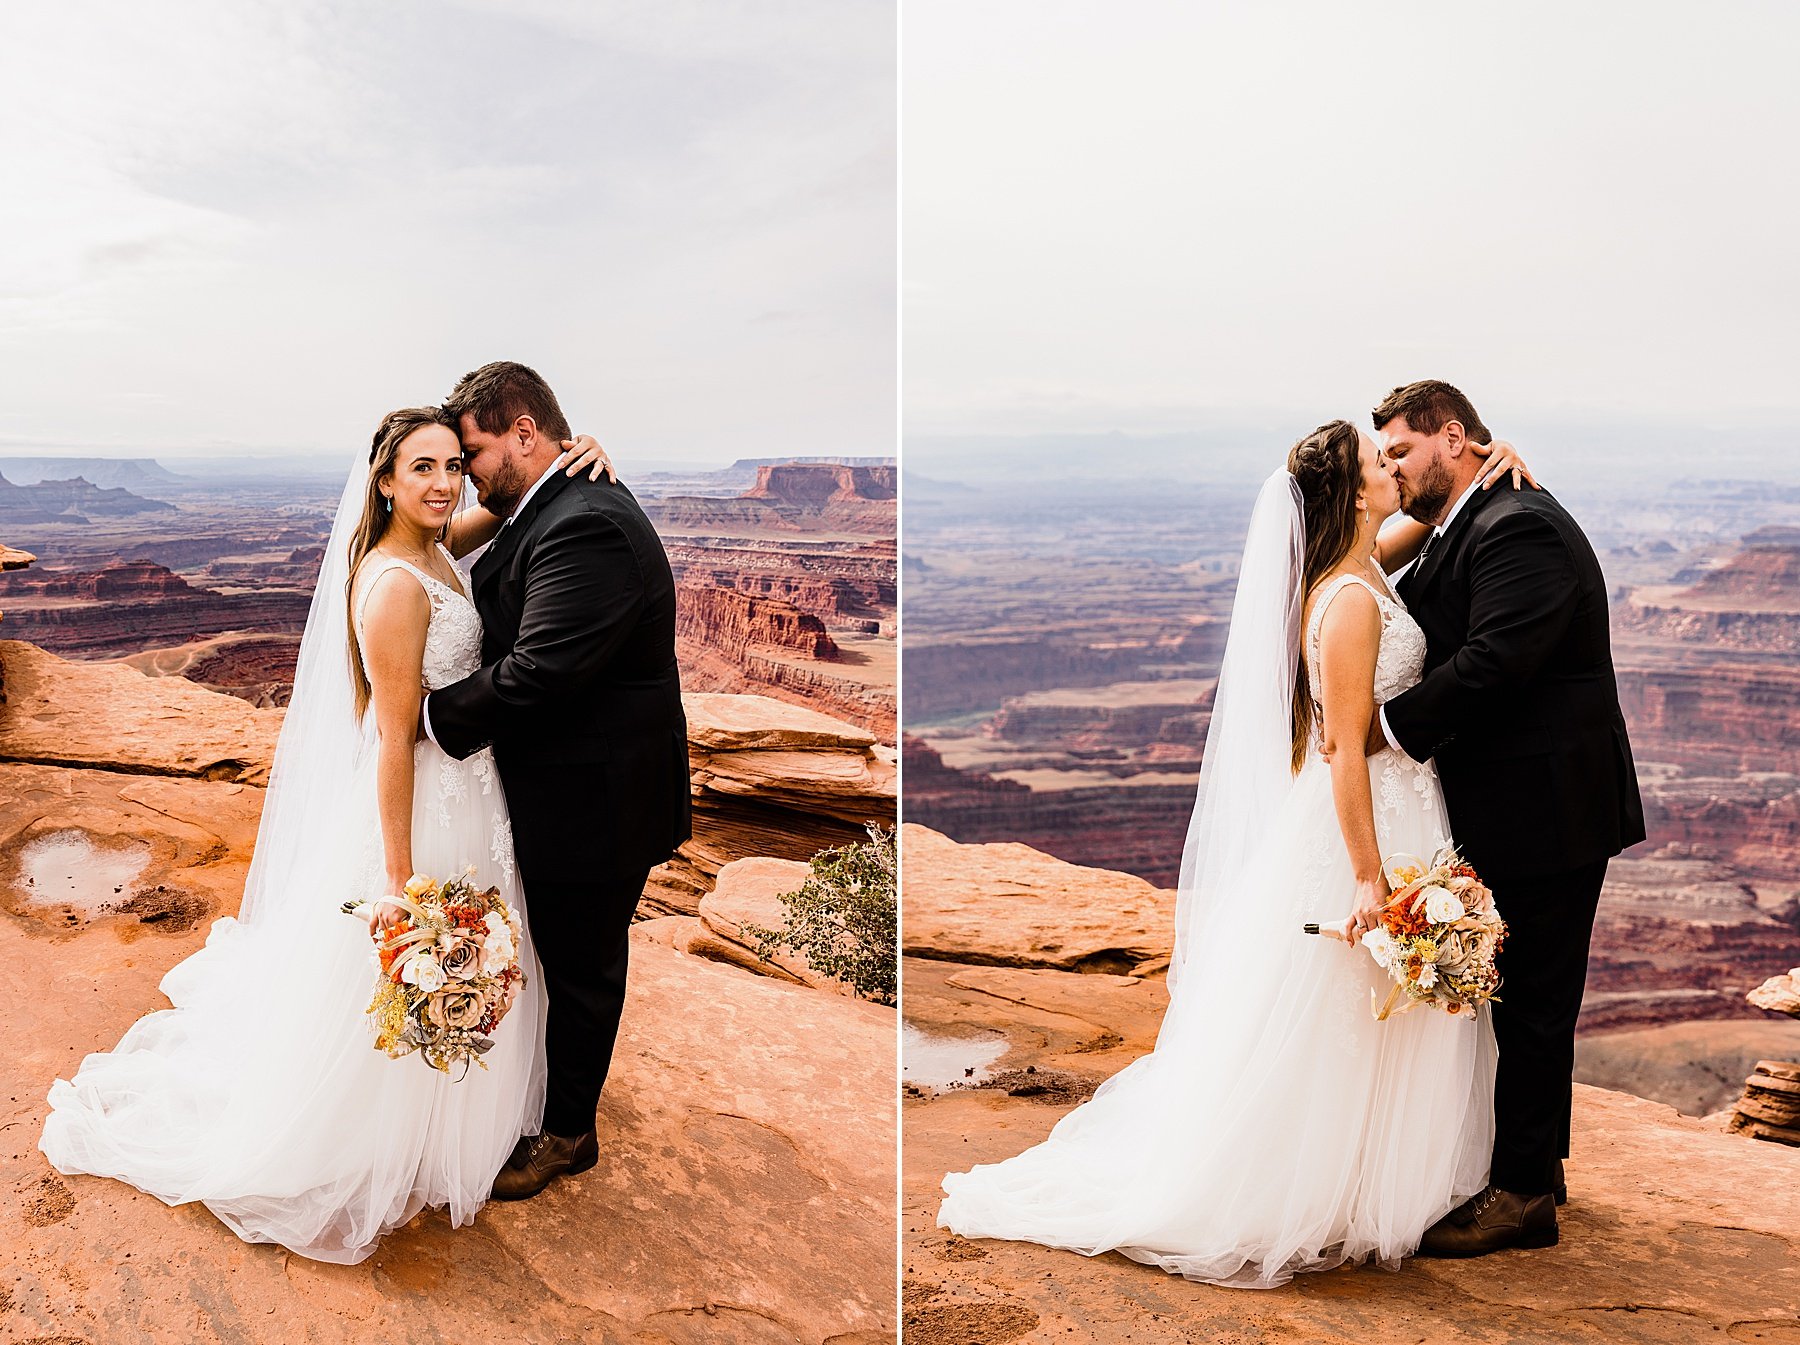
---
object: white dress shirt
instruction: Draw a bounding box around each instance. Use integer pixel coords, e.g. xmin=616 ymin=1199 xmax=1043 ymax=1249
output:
xmin=1377 ymin=475 xmax=1485 ymax=758
xmin=421 ymin=458 xmax=565 ymax=748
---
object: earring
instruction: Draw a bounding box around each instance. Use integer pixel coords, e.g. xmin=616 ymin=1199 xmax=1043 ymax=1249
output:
xmin=1363 ymin=505 xmax=1369 ymax=524
xmin=384 ymin=497 xmax=393 ymax=513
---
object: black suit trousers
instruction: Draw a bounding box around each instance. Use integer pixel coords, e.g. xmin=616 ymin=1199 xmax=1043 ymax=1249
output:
xmin=526 ymin=866 xmax=651 ymax=1138
xmin=1485 ymin=858 xmax=1608 ymax=1195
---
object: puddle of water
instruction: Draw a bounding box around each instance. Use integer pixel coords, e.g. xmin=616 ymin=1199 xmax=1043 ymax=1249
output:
xmin=16 ymin=832 xmax=152 ymax=914
xmin=903 ymin=1022 xmax=1009 ymax=1089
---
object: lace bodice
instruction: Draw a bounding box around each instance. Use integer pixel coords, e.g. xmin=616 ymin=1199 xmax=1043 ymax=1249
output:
xmin=353 ymin=544 xmax=482 ymax=690
xmin=1304 ymin=570 xmax=1427 ymax=736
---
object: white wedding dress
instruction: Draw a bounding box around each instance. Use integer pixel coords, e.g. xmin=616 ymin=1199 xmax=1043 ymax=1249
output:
xmin=938 ymin=499 xmax=1498 ymax=1288
xmin=40 ymin=542 xmax=548 ymax=1264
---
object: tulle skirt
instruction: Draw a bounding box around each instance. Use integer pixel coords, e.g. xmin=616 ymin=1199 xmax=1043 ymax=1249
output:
xmin=937 ymin=748 xmax=1497 ymax=1288
xmin=39 ymin=740 xmax=548 ymax=1264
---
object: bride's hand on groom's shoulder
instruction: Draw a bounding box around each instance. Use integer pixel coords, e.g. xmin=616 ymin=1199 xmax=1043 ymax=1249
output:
xmin=558 ymin=434 xmax=616 ymax=483
xmin=1471 ymin=438 xmax=1541 ymax=493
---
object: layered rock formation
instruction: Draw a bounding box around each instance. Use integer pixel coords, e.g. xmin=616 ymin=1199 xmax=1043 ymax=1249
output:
xmin=0 ymin=643 xmax=896 ymax=1342
xmin=900 ymin=735 xmax=1199 ymax=888
xmin=902 ymin=830 xmax=1800 ymax=1344
xmin=1727 ymin=1060 xmax=1800 ymax=1145
xmin=677 ymin=583 xmax=840 ymax=661
xmin=649 ymin=855 xmax=859 ymax=994
xmin=0 ymin=560 xmax=312 ymax=658
xmin=649 ymin=463 xmax=896 ymax=537
xmin=668 ymin=539 xmax=895 ymax=624
xmin=1620 ymin=526 xmax=1800 ymax=654
xmin=648 ymin=694 xmax=897 ymax=918
xmin=656 ymin=465 xmax=896 ymax=735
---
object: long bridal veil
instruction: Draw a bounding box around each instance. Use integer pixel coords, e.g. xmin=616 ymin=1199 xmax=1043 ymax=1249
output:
xmin=40 ymin=451 xmax=547 ymax=1264
xmin=1168 ymin=468 xmax=1305 ymax=991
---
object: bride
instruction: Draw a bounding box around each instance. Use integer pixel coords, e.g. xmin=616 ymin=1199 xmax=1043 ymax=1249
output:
xmin=937 ymin=420 xmax=1534 ymax=1288
xmin=39 ymin=406 xmax=612 ymax=1264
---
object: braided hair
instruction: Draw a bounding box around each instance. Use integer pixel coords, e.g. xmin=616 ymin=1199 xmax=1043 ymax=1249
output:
xmin=1285 ymin=419 xmax=1364 ymax=772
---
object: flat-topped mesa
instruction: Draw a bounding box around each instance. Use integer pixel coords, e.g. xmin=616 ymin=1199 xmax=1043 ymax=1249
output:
xmin=647 ymin=462 xmax=897 ymax=537
xmin=0 ymin=558 xmax=196 ymax=600
xmin=1620 ymin=526 xmax=1800 ymax=653
xmin=742 ymin=462 xmax=897 ymax=506
xmin=0 ymin=472 xmax=174 ymax=521
xmin=1682 ymin=526 xmax=1800 ymax=599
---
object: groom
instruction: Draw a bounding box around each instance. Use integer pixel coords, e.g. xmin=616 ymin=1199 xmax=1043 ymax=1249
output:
xmin=1365 ymin=381 xmax=1644 ymax=1256
xmin=424 ymin=361 xmax=691 ymax=1199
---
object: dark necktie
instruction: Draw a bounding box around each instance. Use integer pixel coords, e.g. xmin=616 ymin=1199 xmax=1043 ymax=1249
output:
xmin=1415 ymin=527 xmax=1441 ymax=567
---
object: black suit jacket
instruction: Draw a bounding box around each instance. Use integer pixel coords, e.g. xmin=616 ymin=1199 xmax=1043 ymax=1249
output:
xmin=1385 ymin=484 xmax=1644 ymax=881
xmin=428 ymin=470 xmax=692 ymax=882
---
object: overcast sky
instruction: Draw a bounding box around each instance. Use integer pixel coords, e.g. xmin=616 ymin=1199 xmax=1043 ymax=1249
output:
xmin=904 ymin=0 xmax=1799 ymax=443
xmin=0 ymin=1 xmax=894 ymax=463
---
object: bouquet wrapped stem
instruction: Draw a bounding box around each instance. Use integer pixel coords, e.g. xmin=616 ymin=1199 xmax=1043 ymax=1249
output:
xmin=1303 ymin=846 xmax=1507 ymax=1020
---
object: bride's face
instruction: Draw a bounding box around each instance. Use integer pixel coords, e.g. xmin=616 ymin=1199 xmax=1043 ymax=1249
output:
xmin=1357 ymin=431 xmax=1401 ymax=524
xmin=381 ymin=425 xmax=464 ymax=535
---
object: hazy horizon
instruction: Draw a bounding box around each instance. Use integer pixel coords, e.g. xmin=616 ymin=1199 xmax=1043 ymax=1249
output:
xmin=906 ymin=411 xmax=1800 ymax=492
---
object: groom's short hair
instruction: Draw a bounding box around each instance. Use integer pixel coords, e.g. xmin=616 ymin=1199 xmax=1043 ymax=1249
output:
xmin=1372 ymin=381 xmax=1490 ymax=444
xmin=444 ymin=361 xmax=572 ymax=443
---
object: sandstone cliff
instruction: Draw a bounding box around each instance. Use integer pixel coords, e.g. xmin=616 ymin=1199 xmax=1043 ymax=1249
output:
xmin=676 ymin=582 xmax=841 ymax=661
xmin=901 ymin=828 xmax=1800 ymax=1344
xmin=0 ymin=642 xmax=896 ymax=1342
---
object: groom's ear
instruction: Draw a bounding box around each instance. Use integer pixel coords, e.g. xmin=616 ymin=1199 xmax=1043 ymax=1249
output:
xmin=512 ymin=414 xmax=539 ymax=449
xmin=1442 ymin=419 xmax=1469 ymax=457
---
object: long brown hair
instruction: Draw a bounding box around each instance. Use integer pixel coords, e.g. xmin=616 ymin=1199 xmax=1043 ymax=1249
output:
xmin=346 ymin=406 xmax=457 ymax=719
xmin=1286 ymin=419 xmax=1364 ymax=771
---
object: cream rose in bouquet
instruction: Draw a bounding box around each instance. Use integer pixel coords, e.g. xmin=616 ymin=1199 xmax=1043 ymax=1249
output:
xmin=343 ymin=869 xmax=527 ymax=1076
xmin=1305 ymin=846 xmax=1507 ymax=1021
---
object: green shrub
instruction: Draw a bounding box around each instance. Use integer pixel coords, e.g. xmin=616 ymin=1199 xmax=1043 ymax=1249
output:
xmin=743 ymin=823 xmax=896 ymax=1006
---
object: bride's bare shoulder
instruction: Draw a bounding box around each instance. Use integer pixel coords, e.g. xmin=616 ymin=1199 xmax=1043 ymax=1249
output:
xmin=351 ymin=553 xmax=429 ymax=629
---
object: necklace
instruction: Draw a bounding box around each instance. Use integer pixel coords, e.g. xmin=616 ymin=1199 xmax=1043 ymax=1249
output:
xmin=379 ymin=534 xmax=440 ymax=572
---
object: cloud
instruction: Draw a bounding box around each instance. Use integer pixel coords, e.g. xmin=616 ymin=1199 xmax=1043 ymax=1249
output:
xmin=0 ymin=0 xmax=894 ymax=462
xmin=903 ymin=0 xmax=1799 ymax=434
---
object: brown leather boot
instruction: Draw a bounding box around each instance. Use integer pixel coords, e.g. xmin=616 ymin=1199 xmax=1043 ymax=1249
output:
xmin=489 ymin=1129 xmax=599 ymax=1201
xmin=1417 ymin=1185 xmax=1558 ymax=1257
